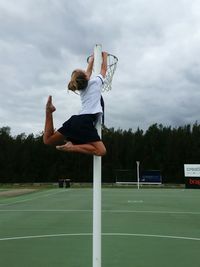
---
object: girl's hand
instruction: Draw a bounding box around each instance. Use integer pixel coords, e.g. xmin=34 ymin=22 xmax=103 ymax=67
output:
xmin=88 ymin=54 xmax=94 ymax=62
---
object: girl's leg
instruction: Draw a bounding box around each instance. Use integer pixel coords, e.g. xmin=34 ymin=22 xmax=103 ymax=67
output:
xmin=56 ymin=141 xmax=106 ymax=156
xmin=43 ymin=96 xmax=65 ymax=146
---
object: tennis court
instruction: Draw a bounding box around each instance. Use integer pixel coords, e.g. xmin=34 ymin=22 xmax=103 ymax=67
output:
xmin=0 ymin=187 xmax=199 ymax=267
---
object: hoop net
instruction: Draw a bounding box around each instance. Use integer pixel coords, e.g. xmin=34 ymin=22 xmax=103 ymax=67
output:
xmin=87 ymin=53 xmax=118 ymax=92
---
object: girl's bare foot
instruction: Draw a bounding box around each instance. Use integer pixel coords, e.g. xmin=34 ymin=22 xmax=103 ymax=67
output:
xmin=56 ymin=141 xmax=73 ymax=152
xmin=46 ymin=95 xmax=56 ymax=113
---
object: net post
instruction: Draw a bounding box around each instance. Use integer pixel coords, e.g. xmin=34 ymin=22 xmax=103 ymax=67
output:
xmin=93 ymin=44 xmax=102 ymax=267
xmin=136 ymin=161 xmax=140 ymax=189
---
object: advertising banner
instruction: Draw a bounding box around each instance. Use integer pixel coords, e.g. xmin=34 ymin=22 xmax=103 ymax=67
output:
xmin=184 ymin=164 xmax=200 ymax=189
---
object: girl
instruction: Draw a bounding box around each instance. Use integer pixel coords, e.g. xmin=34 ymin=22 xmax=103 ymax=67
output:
xmin=43 ymin=52 xmax=107 ymax=156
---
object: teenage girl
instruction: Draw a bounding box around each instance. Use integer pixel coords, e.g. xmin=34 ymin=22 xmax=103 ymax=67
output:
xmin=43 ymin=52 xmax=107 ymax=156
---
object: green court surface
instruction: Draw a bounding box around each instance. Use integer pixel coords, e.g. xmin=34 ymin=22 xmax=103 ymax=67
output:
xmin=0 ymin=188 xmax=199 ymax=267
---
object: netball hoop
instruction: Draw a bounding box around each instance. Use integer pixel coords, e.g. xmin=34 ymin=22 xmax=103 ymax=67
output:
xmin=87 ymin=52 xmax=118 ymax=92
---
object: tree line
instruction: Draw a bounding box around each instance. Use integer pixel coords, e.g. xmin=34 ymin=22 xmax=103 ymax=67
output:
xmin=0 ymin=123 xmax=200 ymax=184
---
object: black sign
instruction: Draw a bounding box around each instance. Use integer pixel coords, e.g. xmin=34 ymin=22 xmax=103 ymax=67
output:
xmin=185 ymin=177 xmax=200 ymax=189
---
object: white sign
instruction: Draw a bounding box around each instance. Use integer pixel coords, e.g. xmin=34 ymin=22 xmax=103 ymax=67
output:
xmin=184 ymin=164 xmax=200 ymax=177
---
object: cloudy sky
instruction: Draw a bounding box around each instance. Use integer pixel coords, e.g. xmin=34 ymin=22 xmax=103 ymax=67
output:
xmin=1 ymin=0 xmax=200 ymax=136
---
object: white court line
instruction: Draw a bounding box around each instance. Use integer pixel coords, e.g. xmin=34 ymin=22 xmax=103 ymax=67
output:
xmin=0 ymin=209 xmax=200 ymax=215
xmin=103 ymin=210 xmax=200 ymax=215
xmin=0 ymin=232 xmax=199 ymax=242
xmin=0 ymin=189 xmax=70 ymax=206
xmin=0 ymin=209 xmax=92 ymax=212
xmin=128 ymin=200 xmax=144 ymax=203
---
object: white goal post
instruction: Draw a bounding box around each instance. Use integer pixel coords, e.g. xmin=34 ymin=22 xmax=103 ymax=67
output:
xmin=92 ymin=44 xmax=118 ymax=267
xmin=93 ymin=44 xmax=102 ymax=267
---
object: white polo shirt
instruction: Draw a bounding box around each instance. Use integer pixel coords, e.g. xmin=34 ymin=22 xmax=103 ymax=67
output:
xmin=79 ymin=74 xmax=104 ymax=115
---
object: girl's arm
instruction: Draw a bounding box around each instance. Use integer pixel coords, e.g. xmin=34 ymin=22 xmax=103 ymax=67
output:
xmin=86 ymin=52 xmax=107 ymax=79
xmin=101 ymin=52 xmax=108 ymax=78
xmin=86 ymin=55 xmax=94 ymax=79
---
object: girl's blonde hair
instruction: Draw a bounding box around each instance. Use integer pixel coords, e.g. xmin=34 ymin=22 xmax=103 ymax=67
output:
xmin=68 ymin=70 xmax=88 ymax=92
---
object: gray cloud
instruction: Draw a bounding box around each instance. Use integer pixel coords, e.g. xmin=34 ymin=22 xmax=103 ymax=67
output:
xmin=1 ymin=0 xmax=200 ymax=136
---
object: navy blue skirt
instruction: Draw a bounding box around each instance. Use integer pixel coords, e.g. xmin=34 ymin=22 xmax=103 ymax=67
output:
xmin=58 ymin=114 xmax=101 ymax=144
